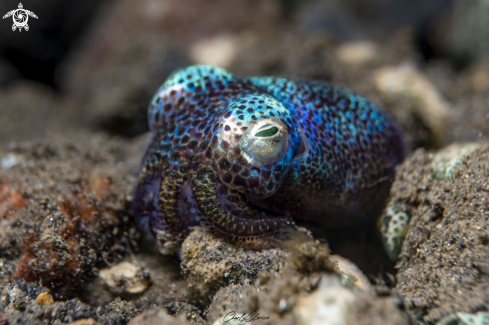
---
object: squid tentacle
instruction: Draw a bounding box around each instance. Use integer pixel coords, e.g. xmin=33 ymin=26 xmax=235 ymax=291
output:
xmin=192 ymin=170 xmax=287 ymax=243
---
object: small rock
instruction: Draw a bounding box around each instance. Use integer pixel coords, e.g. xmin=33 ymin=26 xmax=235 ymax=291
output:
xmin=189 ymin=35 xmax=239 ymax=69
xmin=99 ymin=261 xmax=151 ymax=296
xmin=293 ymin=275 xmax=355 ymax=325
xmin=34 ymin=292 xmax=54 ymax=306
xmin=330 ymin=255 xmax=371 ymax=290
xmin=180 ymin=227 xmax=286 ymax=305
xmin=377 ymin=200 xmax=411 ymax=262
xmin=0 ymin=153 xmax=24 ymax=169
xmin=336 ymin=41 xmax=378 ymax=66
xmin=435 ymin=312 xmax=489 ymax=325
xmin=373 ymin=64 xmax=451 ymax=145
xmin=431 ymin=142 xmax=489 ymax=181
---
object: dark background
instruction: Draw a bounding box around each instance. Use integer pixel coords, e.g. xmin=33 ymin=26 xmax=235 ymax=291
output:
xmin=0 ymin=0 xmax=455 ymax=89
xmin=0 ymin=0 xmax=487 ymax=146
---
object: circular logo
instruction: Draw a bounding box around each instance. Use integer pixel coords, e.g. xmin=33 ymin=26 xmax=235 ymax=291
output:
xmin=13 ymin=9 xmax=28 ymax=28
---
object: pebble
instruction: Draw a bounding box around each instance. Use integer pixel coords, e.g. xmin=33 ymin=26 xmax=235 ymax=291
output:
xmin=435 ymin=311 xmax=489 ymax=325
xmin=431 ymin=142 xmax=489 ymax=181
xmin=0 ymin=153 xmax=24 ymax=169
xmin=377 ymin=200 xmax=411 ymax=262
xmin=335 ymin=41 xmax=378 ymax=65
xmin=330 ymin=254 xmax=371 ymax=290
xmin=34 ymin=292 xmax=54 ymax=306
xmin=189 ymin=35 xmax=239 ymax=69
xmin=180 ymin=228 xmax=285 ymax=305
xmin=293 ymin=275 xmax=355 ymax=325
xmin=99 ymin=261 xmax=150 ymax=296
xmin=373 ymin=63 xmax=451 ymax=145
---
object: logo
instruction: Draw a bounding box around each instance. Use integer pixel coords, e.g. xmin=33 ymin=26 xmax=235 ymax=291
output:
xmin=2 ymin=3 xmax=38 ymax=32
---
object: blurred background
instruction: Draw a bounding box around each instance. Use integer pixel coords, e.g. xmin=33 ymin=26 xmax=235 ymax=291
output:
xmin=1 ymin=0 xmax=489 ymax=299
xmin=0 ymin=0 xmax=488 ymax=150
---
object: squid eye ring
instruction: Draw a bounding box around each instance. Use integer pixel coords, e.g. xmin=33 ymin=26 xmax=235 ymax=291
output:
xmin=240 ymin=119 xmax=289 ymax=167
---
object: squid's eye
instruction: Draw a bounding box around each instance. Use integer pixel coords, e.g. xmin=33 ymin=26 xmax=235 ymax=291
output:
xmin=255 ymin=126 xmax=279 ymax=137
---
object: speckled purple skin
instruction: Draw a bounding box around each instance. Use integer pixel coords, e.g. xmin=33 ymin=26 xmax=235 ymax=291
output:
xmin=132 ymin=65 xmax=407 ymax=245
